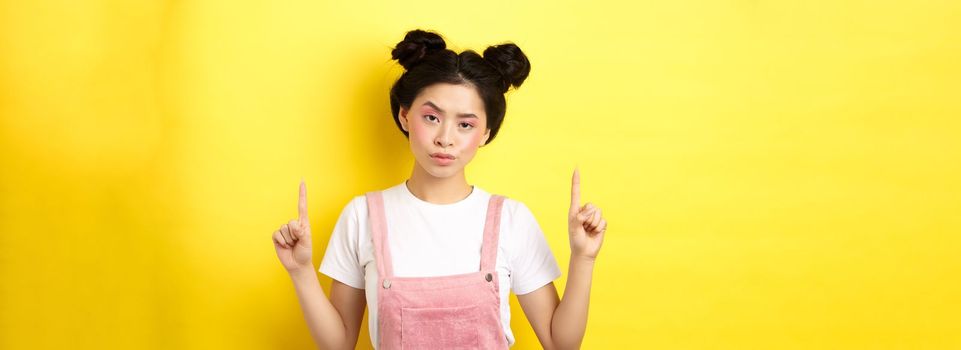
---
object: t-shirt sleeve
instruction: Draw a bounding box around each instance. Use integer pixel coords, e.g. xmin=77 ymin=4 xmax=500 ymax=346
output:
xmin=318 ymin=197 xmax=366 ymax=289
xmin=508 ymin=201 xmax=562 ymax=295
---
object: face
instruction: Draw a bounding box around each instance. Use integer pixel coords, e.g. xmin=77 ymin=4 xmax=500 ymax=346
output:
xmin=398 ymin=83 xmax=491 ymax=179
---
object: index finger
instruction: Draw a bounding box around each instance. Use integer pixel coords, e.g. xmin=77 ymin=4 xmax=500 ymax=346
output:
xmin=570 ymin=168 xmax=580 ymax=215
xmin=299 ymin=179 xmax=309 ymax=224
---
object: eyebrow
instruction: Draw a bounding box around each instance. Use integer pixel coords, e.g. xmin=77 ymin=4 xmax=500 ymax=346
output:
xmin=422 ymin=101 xmax=478 ymax=119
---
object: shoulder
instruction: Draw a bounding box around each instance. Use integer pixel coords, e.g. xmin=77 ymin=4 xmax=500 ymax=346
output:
xmin=342 ymin=195 xmax=368 ymax=216
xmin=332 ymin=193 xmax=374 ymax=226
xmin=339 ymin=184 xmax=405 ymax=220
xmin=345 ymin=184 xmax=402 ymax=212
xmin=499 ymin=195 xmax=533 ymax=216
xmin=496 ymin=195 xmax=539 ymax=228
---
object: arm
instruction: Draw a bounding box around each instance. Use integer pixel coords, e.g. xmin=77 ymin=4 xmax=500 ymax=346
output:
xmin=288 ymin=268 xmax=366 ymax=350
xmin=272 ymin=181 xmax=367 ymax=349
xmin=518 ymin=256 xmax=595 ymax=350
xmin=519 ymin=169 xmax=607 ymax=349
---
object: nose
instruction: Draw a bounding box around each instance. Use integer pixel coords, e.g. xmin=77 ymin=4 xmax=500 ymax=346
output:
xmin=434 ymin=126 xmax=453 ymax=148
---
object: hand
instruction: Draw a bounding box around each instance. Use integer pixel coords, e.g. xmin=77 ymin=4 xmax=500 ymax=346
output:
xmin=272 ymin=179 xmax=314 ymax=273
xmin=568 ymin=168 xmax=607 ymax=261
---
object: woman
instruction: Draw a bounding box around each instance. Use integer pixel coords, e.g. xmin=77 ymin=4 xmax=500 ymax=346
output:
xmin=271 ymin=29 xmax=608 ymax=349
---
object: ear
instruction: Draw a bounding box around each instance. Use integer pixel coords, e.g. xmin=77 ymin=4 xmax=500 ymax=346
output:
xmin=481 ymin=128 xmax=491 ymax=147
xmin=398 ymin=106 xmax=410 ymax=132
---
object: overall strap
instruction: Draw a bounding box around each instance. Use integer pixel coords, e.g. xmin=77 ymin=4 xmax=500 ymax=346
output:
xmin=366 ymin=191 xmax=394 ymax=278
xmin=479 ymin=195 xmax=506 ymax=271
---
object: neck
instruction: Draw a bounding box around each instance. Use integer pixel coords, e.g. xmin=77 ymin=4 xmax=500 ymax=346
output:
xmin=406 ymin=161 xmax=472 ymax=204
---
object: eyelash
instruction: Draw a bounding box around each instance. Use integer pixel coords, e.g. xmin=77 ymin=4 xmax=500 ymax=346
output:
xmin=424 ymin=115 xmax=474 ymax=130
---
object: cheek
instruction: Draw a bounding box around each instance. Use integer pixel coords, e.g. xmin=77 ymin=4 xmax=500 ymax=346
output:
xmin=408 ymin=119 xmax=431 ymax=144
xmin=464 ymin=130 xmax=485 ymax=150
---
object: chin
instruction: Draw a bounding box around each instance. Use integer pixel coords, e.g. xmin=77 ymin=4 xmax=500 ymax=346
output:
xmin=419 ymin=160 xmax=463 ymax=178
xmin=425 ymin=166 xmax=462 ymax=178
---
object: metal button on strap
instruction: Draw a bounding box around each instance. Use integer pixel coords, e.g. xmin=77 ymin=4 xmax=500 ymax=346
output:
xmin=383 ymin=279 xmax=391 ymax=289
xmin=485 ymin=273 xmax=493 ymax=282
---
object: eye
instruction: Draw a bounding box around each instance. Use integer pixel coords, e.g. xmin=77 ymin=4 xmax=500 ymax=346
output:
xmin=423 ymin=114 xmax=439 ymax=123
xmin=459 ymin=122 xmax=474 ymax=129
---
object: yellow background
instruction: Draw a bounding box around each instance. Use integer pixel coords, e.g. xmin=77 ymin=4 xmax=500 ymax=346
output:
xmin=2 ymin=1 xmax=959 ymax=349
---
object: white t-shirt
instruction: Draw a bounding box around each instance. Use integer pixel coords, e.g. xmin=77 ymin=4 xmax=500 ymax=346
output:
xmin=319 ymin=182 xmax=562 ymax=348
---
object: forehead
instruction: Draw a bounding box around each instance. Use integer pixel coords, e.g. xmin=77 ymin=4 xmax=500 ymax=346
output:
xmin=413 ymin=83 xmax=486 ymax=119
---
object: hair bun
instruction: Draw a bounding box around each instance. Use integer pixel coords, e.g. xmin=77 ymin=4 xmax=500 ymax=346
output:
xmin=391 ymin=29 xmax=447 ymax=70
xmin=482 ymin=43 xmax=531 ymax=92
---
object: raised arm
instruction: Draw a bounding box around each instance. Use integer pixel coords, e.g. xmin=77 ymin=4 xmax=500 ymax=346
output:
xmin=287 ymin=269 xmax=366 ymax=350
xmin=518 ymin=169 xmax=607 ymax=349
xmin=272 ymin=180 xmax=367 ymax=349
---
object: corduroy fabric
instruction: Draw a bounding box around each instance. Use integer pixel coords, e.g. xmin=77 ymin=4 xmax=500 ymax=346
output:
xmin=366 ymin=191 xmax=509 ymax=350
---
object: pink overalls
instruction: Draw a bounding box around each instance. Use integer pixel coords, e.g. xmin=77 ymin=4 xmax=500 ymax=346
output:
xmin=366 ymin=191 xmax=510 ymax=349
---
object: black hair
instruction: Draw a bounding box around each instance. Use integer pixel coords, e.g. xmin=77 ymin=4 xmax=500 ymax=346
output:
xmin=389 ymin=29 xmax=531 ymax=145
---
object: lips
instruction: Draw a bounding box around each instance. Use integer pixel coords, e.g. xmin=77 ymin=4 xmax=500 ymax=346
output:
xmin=430 ymin=152 xmax=455 ymax=166
xmin=430 ymin=152 xmax=455 ymax=160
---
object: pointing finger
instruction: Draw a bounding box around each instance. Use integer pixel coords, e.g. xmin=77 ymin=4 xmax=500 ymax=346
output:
xmin=299 ymin=179 xmax=310 ymax=225
xmin=570 ymin=168 xmax=580 ymax=216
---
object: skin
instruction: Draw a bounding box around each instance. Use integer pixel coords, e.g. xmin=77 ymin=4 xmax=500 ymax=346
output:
xmin=272 ymin=83 xmax=608 ymax=350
